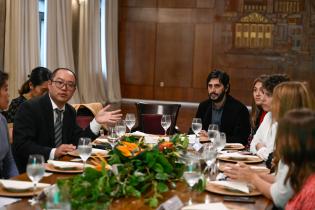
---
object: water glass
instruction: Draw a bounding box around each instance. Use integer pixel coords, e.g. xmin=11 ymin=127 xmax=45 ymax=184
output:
xmin=78 ymin=137 xmax=92 ymax=171
xmin=161 ymin=114 xmax=171 ymax=135
xmin=207 ymin=124 xmax=219 ymax=143
xmin=107 ymin=126 xmax=119 ymax=149
xmin=201 ymin=143 xmax=218 ymax=181
xmin=27 ymin=154 xmax=45 ymax=205
xmin=191 ymin=118 xmax=202 ymax=142
xmin=183 ymin=158 xmax=202 ymax=205
xmin=215 ymin=132 xmax=226 ymax=152
xmin=115 ymin=120 xmax=126 ymax=138
xmin=125 ymin=113 xmax=136 ymax=133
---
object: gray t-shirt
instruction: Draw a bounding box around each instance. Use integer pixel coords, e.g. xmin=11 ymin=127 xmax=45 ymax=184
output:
xmin=211 ymin=107 xmax=223 ymax=127
xmin=270 ymin=160 xmax=294 ymax=208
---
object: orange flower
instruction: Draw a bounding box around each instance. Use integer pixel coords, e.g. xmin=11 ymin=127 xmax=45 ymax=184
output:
xmin=117 ymin=141 xmax=141 ymax=157
xmin=159 ymin=141 xmax=173 ymax=151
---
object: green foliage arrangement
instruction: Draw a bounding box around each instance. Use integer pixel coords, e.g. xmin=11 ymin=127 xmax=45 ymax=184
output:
xmin=57 ymin=134 xmax=195 ymax=210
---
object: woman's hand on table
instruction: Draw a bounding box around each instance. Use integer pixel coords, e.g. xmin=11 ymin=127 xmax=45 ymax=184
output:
xmin=224 ymin=162 xmax=259 ymax=184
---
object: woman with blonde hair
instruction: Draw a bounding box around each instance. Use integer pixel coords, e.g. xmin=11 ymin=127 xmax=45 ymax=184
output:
xmin=225 ymin=81 xmax=315 ymax=209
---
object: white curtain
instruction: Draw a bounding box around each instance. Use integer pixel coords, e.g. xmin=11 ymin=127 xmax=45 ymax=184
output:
xmin=104 ymin=0 xmax=121 ymax=102
xmin=46 ymin=0 xmax=80 ymax=103
xmin=77 ymin=0 xmax=107 ymax=103
xmin=4 ymin=0 xmax=39 ymax=99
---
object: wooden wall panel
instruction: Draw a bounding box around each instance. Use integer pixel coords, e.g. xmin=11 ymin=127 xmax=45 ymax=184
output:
xmin=155 ymin=23 xmax=194 ymax=89
xmin=193 ymin=24 xmax=213 ymax=88
xmin=119 ymin=22 xmax=156 ymax=86
xmin=158 ymin=0 xmax=196 ymax=8
xmin=120 ymin=0 xmax=157 ymax=8
xmin=121 ymin=85 xmax=154 ymax=99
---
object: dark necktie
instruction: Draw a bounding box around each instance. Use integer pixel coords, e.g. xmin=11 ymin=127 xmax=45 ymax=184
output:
xmin=54 ymin=109 xmax=63 ymax=147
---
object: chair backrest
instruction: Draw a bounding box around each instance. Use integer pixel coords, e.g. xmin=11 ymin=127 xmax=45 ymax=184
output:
xmin=72 ymin=103 xmax=103 ymax=129
xmin=135 ymin=102 xmax=181 ymax=135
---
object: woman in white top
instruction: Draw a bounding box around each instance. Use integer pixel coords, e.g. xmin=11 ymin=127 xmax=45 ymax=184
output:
xmin=225 ymin=81 xmax=315 ymax=208
xmin=250 ymin=74 xmax=289 ymax=160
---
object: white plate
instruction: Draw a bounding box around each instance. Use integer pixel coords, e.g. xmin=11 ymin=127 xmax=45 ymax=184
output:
xmin=0 ymin=179 xmax=50 ymax=192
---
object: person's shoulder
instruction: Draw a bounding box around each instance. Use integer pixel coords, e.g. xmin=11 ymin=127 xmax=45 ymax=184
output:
xmin=0 ymin=112 xmax=7 ymax=123
xmin=198 ymin=98 xmax=211 ymax=107
xmin=226 ymin=95 xmax=248 ymax=110
xmin=65 ymin=103 xmax=76 ymax=114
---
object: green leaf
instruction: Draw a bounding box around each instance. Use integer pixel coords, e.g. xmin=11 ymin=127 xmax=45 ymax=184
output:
xmin=147 ymin=197 xmax=159 ymax=208
xmin=126 ymin=185 xmax=141 ymax=198
xmin=157 ymin=182 xmax=169 ymax=193
xmin=153 ymin=163 xmax=164 ymax=173
xmin=155 ymin=173 xmax=169 ymax=180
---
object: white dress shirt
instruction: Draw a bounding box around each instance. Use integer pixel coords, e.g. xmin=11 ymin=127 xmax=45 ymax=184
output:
xmin=250 ymin=112 xmax=278 ymax=160
xmin=49 ymin=95 xmax=101 ymax=159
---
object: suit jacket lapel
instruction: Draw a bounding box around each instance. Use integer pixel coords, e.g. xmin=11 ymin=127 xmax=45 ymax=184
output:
xmin=41 ymin=94 xmax=55 ymax=146
xmin=62 ymin=105 xmax=72 ymax=144
xmin=204 ymin=100 xmax=212 ymax=130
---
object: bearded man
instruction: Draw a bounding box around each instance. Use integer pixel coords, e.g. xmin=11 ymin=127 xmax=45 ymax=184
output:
xmin=195 ymin=69 xmax=250 ymax=145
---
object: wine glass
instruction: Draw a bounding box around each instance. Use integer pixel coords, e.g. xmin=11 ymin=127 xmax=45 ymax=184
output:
xmin=107 ymin=126 xmax=119 ymax=149
xmin=161 ymin=114 xmax=171 ymax=136
xmin=208 ymin=124 xmax=219 ymax=143
xmin=191 ymin=118 xmax=202 ymax=142
xmin=77 ymin=137 xmax=92 ymax=172
xmin=214 ymin=132 xmax=226 ymax=153
xmin=201 ymin=143 xmax=218 ymax=181
xmin=115 ymin=120 xmax=126 ymax=139
xmin=183 ymin=157 xmax=202 ymax=205
xmin=125 ymin=113 xmax=136 ymax=133
xmin=27 ymin=154 xmax=45 ymax=205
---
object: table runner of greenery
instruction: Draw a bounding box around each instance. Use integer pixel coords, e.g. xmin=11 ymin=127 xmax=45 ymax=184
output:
xmin=57 ymin=134 xmax=202 ymax=210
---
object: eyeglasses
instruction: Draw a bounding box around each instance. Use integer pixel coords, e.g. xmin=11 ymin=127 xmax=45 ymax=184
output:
xmin=51 ymin=80 xmax=76 ymax=90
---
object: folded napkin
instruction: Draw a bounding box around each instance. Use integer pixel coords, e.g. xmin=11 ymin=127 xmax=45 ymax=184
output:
xmin=0 ymin=179 xmax=50 ymax=191
xmin=209 ymin=180 xmax=249 ymax=194
xmin=92 ymin=148 xmax=108 ymax=156
xmin=182 ymin=202 xmax=228 ymax=210
xmin=47 ymin=160 xmax=84 ymax=169
xmin=130 ymin=131 xmax=170 ymax=143
xmin=225 ymin=143 xmax=243 ymax=147
xmin=218 ymin=153 xmax=260 ymax=160
xmin=0 ymin=197 xmax=21 ymax=207
xmin=94 ymin=138 xmax=108 ymax=144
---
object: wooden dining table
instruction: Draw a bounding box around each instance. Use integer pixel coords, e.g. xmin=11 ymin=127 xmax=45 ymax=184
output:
xmin=3 ymin=156 xmax=273 ymax=210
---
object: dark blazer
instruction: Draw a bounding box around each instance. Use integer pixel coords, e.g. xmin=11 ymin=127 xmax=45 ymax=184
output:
xmin=12 ymin=93 xmax=98 ymax=173
xmin=195 ymin=95 xmax=251 ymax=145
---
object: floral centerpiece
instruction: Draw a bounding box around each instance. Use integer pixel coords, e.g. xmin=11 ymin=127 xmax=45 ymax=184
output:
xmin=57 ymin=134 xmax=197 ymax=210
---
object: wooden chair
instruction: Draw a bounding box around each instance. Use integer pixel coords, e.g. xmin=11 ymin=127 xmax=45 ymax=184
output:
xmin=72 ymin=103 xmax=103 ymax=129
xmin=135 ymin=102 xmax=181 ymax=135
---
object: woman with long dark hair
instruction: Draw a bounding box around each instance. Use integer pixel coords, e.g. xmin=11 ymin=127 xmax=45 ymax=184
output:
xmin=4 ymin=66 xmax=51 ymax=123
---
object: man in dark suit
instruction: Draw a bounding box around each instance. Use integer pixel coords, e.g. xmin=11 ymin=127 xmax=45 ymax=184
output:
xmin=195 ymin=69 xmax=250 ymax=145
xmin=12 ymin=68 xmax=122 ymax=172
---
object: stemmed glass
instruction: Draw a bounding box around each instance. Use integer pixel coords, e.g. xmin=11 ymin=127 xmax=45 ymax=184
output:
xmin=214 ymin=132 xmax=226 ymax=153
xmin=161 ymin=114 xmax=171 ymax=136
xmin=125 ymin=113 xmax=136 ymax=133
xmin=208 ymin=124 xmax=219 ymax=144
xmin=26 ymin=154 xmax=45 ymax=205
xmin=107 ymin=126 xmax=119 ymax=149
xmin=115 ymin=120 xmax=126 ymax=139
xmin=201 ymin=143 xmax=218 ymax=181
xmin=191 ymin=118 xmax=202 ymax=142
xmin=77 ymin=137 xmax=92 ymax=172
xmin=183 ymin=157 xmax=202 ymax=205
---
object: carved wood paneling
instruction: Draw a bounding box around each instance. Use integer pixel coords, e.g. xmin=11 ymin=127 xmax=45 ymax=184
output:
xmin=119 ymin=0 xmax=315 ymax=105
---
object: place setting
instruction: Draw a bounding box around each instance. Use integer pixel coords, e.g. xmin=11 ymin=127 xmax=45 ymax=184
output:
xmin=217 ymin=152 xmax=263 ymax=163
xmin=46 ymin=138 xmax=95 ymax=173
